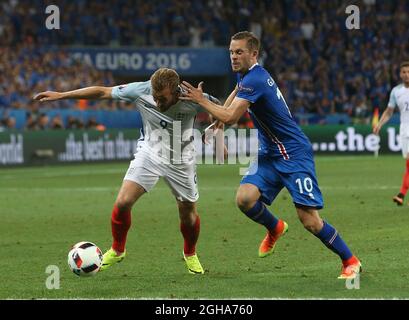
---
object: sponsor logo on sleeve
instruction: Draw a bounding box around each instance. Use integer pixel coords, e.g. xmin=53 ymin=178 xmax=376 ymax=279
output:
xmin=238 ymin=84 xmax=254 ymax=93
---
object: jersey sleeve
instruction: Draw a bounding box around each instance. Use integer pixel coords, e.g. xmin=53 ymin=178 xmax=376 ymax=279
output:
xmin=387 ymin=87 xmax=397 ymax=109
xmin=111 ymin=80 xmax=152 ymax=102
xmin=236 ymin=74 xmax=264 ymax=104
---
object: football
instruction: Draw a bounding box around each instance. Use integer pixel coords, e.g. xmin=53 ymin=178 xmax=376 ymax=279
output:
xmin=67 ymin=241 xmax=103 ymax=277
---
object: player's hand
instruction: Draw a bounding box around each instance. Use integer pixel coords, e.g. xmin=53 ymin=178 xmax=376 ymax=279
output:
xmin=179 ymin=81 xmax=206 ymax=104
xmin=373 ymin=124 xmax=381 ymax=135
xmin=33 ymin=91 xmax=63 ymax=102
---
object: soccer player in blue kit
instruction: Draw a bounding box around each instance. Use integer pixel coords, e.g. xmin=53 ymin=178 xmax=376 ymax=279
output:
xmin=180 ymin=31 xmax=361 ymax=279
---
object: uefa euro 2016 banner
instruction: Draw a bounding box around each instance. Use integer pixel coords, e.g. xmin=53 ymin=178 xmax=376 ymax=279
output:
xmin=66 ymin=48 xmax=231 ymax=76
xmin=0 ymin=125 xmax=405 ymax=166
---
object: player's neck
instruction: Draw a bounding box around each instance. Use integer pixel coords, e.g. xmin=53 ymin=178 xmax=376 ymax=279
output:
xmin=403 ymin=82 xmax=409 ymax=88
xmin=239 ymin=62 xmax=258 ymax=76
xmin=249 ymin=62 xmax=258 ymax=70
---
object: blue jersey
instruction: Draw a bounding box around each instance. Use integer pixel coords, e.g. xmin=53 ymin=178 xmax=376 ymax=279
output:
xmin=236 ymin=64 xmax=311 ymax=170
xmin=238 ymin=64 xmax=323 ymax=208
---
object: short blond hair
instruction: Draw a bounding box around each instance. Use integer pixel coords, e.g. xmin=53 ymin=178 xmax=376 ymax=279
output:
xmin=150 ymin=68 xmax=180 ymax=93
xmin=231 ymin=31 xmax=260 ymax=53
xmin=400 ymin=61 xmax=409 ymax=69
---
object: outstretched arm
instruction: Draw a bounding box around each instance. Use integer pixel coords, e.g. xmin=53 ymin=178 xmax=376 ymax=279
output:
xmin=373 ymin=107 xmax=394 ymax=135
xmin=179 ymin=81 xmax=249 ymax=125
xmin=33 ymin=86 xmax=114 ymax=102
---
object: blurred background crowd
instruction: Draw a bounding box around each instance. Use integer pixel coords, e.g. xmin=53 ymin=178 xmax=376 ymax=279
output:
xmin=0 ymin=0 xmax=408 ymax=130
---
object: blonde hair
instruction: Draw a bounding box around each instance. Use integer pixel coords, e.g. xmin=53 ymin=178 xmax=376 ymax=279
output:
xmin=150 ymin=68 xmax=180 ymax=93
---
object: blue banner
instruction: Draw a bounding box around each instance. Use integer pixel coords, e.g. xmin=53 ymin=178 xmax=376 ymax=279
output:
xmin=67 ymin=47 xmax=231 ymax=76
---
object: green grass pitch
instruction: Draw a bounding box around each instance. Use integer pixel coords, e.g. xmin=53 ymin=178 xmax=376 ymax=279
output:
xmin=1 ymin=155 xmax=409 ymax=299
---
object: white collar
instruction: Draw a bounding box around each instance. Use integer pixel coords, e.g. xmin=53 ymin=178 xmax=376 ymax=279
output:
xmin=249 ymin=63 xmax=259 ymax=71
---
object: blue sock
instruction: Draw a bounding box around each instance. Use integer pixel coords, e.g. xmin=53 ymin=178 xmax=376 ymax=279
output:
xmin=243 ymin=201 xmax=279 ymax=231
xmin=315 ymin=221 xmax=353 ymax=260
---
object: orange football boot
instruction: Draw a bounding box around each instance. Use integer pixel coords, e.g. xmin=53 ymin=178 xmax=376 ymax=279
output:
xmin=338 ymin=255 xmax=362 ymax=279
xmin=258 ymin=220 xmax=288 ymax=258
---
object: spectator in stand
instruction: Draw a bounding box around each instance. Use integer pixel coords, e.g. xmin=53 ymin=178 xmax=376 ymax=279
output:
xmin=50 ymin=114 xmax=64 ymax=129
xmin=37 ymin=113 xmax=49 ymax=130
xmin=86 ymin=117 xmax=106 ymax=131
xmin=25 ymin=112 xmax=38 ymax=130
xmin=0 ymin=115 xmax=16 ymax=131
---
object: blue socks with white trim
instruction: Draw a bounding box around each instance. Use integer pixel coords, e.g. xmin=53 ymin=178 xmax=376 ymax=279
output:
xmin=243 ymin=200 xmax=279 ymax=231
xmin=315 ymin=221 xmax=353 ymax=260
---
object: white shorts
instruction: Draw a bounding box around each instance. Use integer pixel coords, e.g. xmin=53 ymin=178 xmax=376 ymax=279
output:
xmin=123 ymin=149 xmax=199 ymax=202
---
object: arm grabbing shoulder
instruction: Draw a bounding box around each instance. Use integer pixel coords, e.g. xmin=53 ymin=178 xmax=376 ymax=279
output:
xmin=179 ymin=81 xmax=249 ymax=125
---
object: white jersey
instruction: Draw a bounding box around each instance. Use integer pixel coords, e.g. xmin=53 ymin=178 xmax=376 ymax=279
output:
xmin=388 ymin=84 xmax=409 ymax=137
xmin=112 ymin=81 xmax=213 ymax=164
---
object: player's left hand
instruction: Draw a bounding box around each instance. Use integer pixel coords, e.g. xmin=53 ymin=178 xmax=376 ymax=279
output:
xmin=179 ymin=81 xmax=205 ymax=104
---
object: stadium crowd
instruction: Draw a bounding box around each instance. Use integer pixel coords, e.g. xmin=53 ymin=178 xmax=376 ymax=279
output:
xmin=1 ymin=0 xmax=408 ymax=129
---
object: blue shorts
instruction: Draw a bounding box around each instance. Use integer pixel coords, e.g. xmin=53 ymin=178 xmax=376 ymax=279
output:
xmin=240 ymin=155 xmax=324 ymax=209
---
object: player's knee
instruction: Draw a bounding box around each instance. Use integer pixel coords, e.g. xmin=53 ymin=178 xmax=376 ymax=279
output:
xmin=115 ymin=196 xmax=134 ymax=212
xmin=236 ymin=184 xmax=260 ymax=212
xmin=236 ymin=194 xmax=256 ymax=212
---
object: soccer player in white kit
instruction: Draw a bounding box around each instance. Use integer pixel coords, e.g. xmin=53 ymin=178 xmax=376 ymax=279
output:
xmin=374 ymin=61 xmax=409 ymax=206
xmin=34 ymin=68 xmax=218 ymax=274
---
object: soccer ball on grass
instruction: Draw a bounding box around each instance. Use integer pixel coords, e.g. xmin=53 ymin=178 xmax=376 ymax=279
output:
xmin=67 ymin=241 xmax=103 ymax=277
